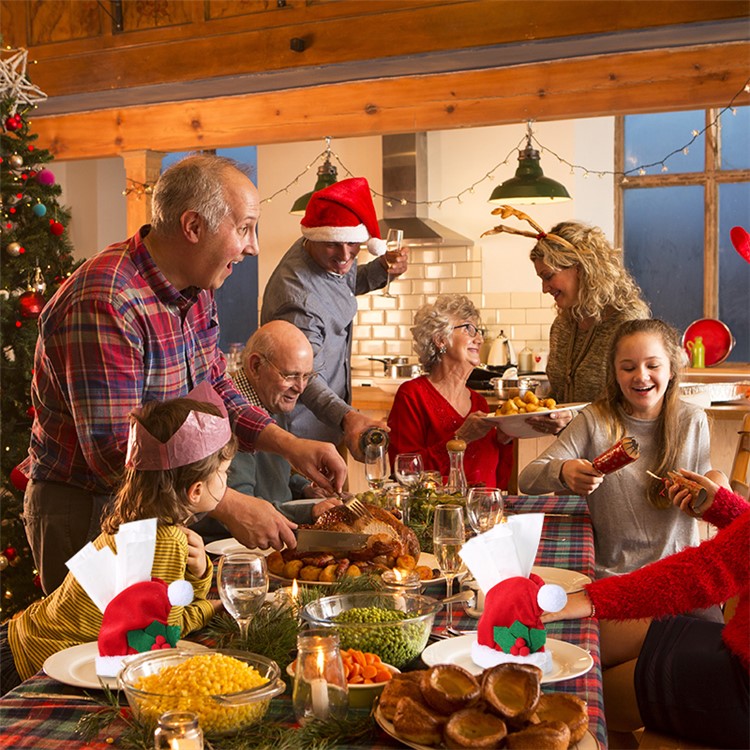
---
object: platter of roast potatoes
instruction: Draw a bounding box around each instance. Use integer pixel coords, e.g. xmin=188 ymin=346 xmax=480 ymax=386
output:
xmin=376 ymin=662 xmax=596 ymax=749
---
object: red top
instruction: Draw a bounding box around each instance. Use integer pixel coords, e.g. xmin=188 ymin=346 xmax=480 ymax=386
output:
xmin=387 ymin=376 xmax=512 ymax=489
xmin=586 ymin=487 xmax=749 ymax=670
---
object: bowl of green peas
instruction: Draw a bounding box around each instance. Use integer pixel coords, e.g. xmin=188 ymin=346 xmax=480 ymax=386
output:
xmin=299 ymin=592 xmax=441 ymax=669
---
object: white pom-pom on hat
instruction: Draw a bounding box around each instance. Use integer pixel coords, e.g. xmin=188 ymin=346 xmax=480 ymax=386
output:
xmin=168 ymin=579 xmax=194 ymax=607
xmin=537 ymin=583 xmax=567 ymax=613
xmin=367 ymin=237 xmax=387 ymax=256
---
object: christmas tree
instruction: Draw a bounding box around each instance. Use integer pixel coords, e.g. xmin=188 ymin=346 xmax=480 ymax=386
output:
xmin=1 ymin=48 xmax=76 ymax=620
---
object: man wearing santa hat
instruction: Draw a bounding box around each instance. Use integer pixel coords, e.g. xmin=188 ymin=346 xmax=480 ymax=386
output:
xmin=261 ymin=177 xmax=408 ymax=457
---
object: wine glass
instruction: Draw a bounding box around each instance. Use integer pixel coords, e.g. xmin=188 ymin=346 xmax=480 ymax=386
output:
xmin=465 ymin=487 xmax=504 ymax=535
xmin=217 ymin=551 xmax=268 ymax=641
xmin=381 ymin=229 xmax=404 ymax=298
xmin=364 ymin=442 xmax=389 ymax=490
xmin=394 ymin=452 xmax=424 ymax=489
xmin=432 ymin=504 xmax=466 ymax=630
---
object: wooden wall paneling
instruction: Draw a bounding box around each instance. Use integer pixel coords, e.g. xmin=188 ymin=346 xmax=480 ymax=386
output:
xmin=26 ymin=1 xmax=102 ymax=46
xmin=5 ymin=0 xmax=748 ymax=99
xmin=29 ymin=42 xmax=750 ymax=162
xmin=120 ymin=150 xmax=165 ymax=236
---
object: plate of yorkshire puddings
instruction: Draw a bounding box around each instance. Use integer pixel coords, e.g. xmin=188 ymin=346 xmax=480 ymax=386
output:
xmin=375 ymin=662 xmax=598 ymax=750
xmin=483 ymin=397 xmax=589 ymax=439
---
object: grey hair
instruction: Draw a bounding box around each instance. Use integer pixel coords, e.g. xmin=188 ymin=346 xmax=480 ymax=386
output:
xmin=150 ymin=153 xmax=253 ymax=235
xmin=411 ymin=294 xmax=481 ymax=373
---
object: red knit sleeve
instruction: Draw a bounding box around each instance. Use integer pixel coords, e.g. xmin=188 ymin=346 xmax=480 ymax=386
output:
xmin=703 ymin=486 xmax=750 ymax=529
xmin=586 ymin=509 xmax=750 ymax=621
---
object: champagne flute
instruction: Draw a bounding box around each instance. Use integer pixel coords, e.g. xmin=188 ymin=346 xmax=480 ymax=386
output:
xmin=432 ymin=504 xmax=466 ymax=630
xmin=381 ymin=229 xmax=404 ymax=298
xmin=364 ymin=442 xmax=389 ymax=490
xmin=217 ymin=552 xmax=268 ymax=641
xmin=394 ymin=452 xmax=424 ymax=489
xmin=465 ymin=487 xmax=504 ymax=535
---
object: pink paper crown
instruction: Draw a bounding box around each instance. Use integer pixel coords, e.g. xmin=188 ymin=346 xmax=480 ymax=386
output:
xmin=125 ymin=381 xmax=232 ymax=470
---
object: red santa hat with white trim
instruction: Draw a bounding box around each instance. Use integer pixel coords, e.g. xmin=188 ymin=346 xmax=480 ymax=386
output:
xmin=300 ymin=177 xmax=387 ymax=256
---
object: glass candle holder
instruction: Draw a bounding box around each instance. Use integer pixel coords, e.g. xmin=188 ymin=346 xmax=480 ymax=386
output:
xmin=154 ymin=710 xmax=203 ymax=749
xmin=421 ymin=470 xmax=443 ymax=491
xmin=292 ymin=630 xmax=348 ymax=723
xmin=385 ymin=486 xmax=409 ymax=522
xmin=381 ymin=568 xmax=422 ymax=595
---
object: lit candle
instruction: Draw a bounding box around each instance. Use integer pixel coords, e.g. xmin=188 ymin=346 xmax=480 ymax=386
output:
xmin=168 ymin=739 xmax=202 ymax=750
xmin=310 ymin=650 xmax=329 ymax=719
xmin=276 ymin=579 xmax=300 ymax=613
xmin=381 ymin=568 xmax=421 ymax=594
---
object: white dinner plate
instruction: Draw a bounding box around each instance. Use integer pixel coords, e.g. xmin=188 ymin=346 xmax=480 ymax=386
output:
xmin=375 ymin=705 xmax=600 ymax=750
xmin=270 ymin=552 xmax=446 ymax=587
xmin=483 ymin=402 xmax=589 ymax=439
xmin=43 ymin=640 xmax=207 ymax=690
xmin=421 ymin=635 xmax=593 ymax=683
xmin=204 ymin=539 xmax=275 ymax=556
xmin=532 ymin=566 xmax=592 ymax=593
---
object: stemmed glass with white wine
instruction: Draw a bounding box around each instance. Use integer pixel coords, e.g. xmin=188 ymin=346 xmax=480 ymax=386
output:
xmin=432 ymin=504 xmax=466 ymax=631
xmin=465 ymin=487 xmax=504 ymax=536
xmin=381 ymin=229 xmax=404 ymax=298
xmin=217 ymin=551 xmax=268 ymax=641
xmin=364 ymin=442 xmax=389 ymax=491
xmin=394 ymin=452 xmax=424 ymax=489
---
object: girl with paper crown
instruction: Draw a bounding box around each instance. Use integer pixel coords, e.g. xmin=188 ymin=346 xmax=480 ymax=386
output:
xmin=1 ymin=382 xmax=236 ymax=692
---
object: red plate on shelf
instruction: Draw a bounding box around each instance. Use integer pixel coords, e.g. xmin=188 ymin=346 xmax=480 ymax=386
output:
xmin=682 ymin=319 xmax=735 ymax=366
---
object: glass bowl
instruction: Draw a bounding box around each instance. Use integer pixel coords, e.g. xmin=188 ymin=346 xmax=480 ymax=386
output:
xmin=118 ymin=649 xmax=286 ymax=736
xmin=299 ymin=592 xmax=441 ymax=669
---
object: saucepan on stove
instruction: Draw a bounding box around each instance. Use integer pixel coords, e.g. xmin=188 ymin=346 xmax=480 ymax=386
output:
xmin=368 ymin=356 xmax=422 ymax=379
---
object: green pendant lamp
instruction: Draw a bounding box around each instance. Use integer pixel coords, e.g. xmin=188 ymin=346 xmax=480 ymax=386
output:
xmin=290 ymin=138 xmax=339 ymax=215
xmin=490 ymin=123 xmax=571 ymax=205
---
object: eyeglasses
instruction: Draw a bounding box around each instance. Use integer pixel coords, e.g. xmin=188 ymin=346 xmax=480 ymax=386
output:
xmin=452 ymin=323 xmax=484 ymax=338
xmin=261 ymin=355 xmax=318 ymax=386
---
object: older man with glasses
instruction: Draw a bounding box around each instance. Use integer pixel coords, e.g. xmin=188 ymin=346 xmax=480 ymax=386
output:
xmin=192 ymin=320 xmax=343 ymax=543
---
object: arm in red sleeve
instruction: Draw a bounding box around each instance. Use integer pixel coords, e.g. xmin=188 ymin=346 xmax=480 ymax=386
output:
xmin=703 ymin=486 xmax=750 ymax=529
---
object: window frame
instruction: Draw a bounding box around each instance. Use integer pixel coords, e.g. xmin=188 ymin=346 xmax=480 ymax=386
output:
xmin=615 ymin=109 xmax=750 ymax=326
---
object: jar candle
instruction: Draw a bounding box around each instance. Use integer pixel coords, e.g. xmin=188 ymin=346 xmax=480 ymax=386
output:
xmin=292 ymin=630 xmax=348 ymax=723
xmin=381 ymin=568 xmax=422 ymax=594
xmin=275 ymin=578 xmax=300 ymax=614
xmin=154 ymin=710 xmax=203 ymax=749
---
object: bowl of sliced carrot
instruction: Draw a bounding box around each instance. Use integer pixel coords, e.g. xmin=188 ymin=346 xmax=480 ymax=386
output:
xmin=287 ymin=648 xmax=400 ymax=709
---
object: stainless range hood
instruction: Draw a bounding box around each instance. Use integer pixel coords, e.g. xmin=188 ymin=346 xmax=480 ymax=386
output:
xmin=378 ymin=133 xmax=473 ymax=248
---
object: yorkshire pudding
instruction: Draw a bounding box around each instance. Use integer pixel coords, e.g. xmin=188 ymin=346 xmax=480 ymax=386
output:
xmin=443 ymin=707 xmax=508 ymax=749
xmin=421 ymin=664 xmax=481 ymax=714
xmin=392 ymin=695 xmax=445 ymax=746
xmin=481 ymin=663 xmax=542 ymax=726
xmin=535 ymin=692 xmax=589 ymax=744
xmin=506 ymin=719 xmax=571 ymax=749
xmin=379 ymin=671 xmax=427 ymax=721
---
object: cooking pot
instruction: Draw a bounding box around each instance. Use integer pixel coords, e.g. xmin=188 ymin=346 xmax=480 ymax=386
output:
xmin=490 ymin=377 xmax=541 ymax=401
xmin=368 ymin=356 xmax=422 ymax=379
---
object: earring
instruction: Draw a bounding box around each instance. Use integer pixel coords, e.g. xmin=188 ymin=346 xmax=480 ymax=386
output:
xmin=438 ymin=345 xmax=447 ymax=355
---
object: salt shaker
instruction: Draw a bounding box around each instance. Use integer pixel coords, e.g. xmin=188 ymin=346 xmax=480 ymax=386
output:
xmin=154 ymin=710 xmax=203 ymax=749
xmin=292 ymin=630 xmax=348 ymax=723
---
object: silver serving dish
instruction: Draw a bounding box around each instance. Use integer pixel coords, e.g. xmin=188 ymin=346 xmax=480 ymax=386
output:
xmin=490 ymin=377 xmax=540 ymax=400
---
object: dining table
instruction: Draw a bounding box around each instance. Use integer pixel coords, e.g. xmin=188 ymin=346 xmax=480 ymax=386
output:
xmin=0 ymin=495 xmax=606 ymax=749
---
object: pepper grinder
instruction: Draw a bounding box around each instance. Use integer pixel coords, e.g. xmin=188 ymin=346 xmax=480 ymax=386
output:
xmin=445 ymin=438 xmax=467 ymax=495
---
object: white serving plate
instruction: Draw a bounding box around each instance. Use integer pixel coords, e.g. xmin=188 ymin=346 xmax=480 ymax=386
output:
xmin=483 ymin=402 xmax=588 ymax=439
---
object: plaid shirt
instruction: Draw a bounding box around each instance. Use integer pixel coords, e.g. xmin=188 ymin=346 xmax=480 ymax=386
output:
xmin=22 ymin=227 xmax=272 ymax=493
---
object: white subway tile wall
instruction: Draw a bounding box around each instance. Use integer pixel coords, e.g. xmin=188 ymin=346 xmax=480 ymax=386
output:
xmin=352 ymin=245 xmax=554 ymax=377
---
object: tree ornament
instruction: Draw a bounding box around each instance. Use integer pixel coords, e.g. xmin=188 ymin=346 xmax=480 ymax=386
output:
xmin=0 ymin=556 xmax=8 ymax=572
xmin=4 ymin=114 xmax=22 ymax=131
xmin=0 ymin=48 xmax=47 ymax=111
xmin=33 ymin=575 xmax=42 ymax=588
xmin=9 ymin=154 xmax=24 ymax=169
xmin=49 ymin=220 xmax=64 ymax=236
xmin=32 ymin=265 xmax=47 ymax=294
xmin=36 ymin=168 xmax=56 ymax=186
xmin=5 ymin=242 xmax=22 ymax=257
xmin=26 ymin=405 xmax=36 ymax=418
xmin=10 ymin=465 xmax=27 ymax=491
xmin=32 ymin=203 xmax=47 ymax=217
xmin=3 ymin=345 xmax=16 ymax=362
xmin=19 ymin=290 xmax=45 ymax=318
xmin=4 ymin=547 xmax=18 ymax=562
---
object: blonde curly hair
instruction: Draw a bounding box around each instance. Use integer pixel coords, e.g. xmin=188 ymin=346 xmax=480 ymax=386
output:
xmin=530 ymin=221 xmax=650 ymax=324
xmin=411 ymin=294 xmax=481 ymax=373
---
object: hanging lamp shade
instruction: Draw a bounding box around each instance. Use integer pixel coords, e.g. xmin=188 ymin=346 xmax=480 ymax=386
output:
xmin=489 ymin=137 xmax=571 ymax=205
xmin=290 ymin=160 xmax=338 ymax=215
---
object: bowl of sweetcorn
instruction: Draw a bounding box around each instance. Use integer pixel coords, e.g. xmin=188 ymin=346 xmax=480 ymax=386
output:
xmin=119 ymin=650 xmax=286 ymax=735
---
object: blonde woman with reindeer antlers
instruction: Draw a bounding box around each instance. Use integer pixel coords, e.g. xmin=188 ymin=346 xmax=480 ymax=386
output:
xmin=482 ymin=207 xmax=650 ymax=436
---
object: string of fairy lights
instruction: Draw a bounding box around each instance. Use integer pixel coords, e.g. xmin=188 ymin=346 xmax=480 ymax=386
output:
xmin=122 ymin=77 xmax=750 ymax=206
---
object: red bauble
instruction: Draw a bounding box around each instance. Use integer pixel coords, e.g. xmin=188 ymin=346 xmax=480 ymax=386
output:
xmin=4 ymin=547 xmax=17 ymax=561
xmin=49 ymin=220 xmax=65 ymax=236
xmin=4 ymin=114 xmax=22 ymax=131
xmin=10 ymin=466 xmax=28 ymax=492
xmin=19 ymin=290 xmax=45 ymax=319
xmin=33 ymin=575 xmax=42 ymax=588
xmin=26 ymin=405 xmax=36 ymax=418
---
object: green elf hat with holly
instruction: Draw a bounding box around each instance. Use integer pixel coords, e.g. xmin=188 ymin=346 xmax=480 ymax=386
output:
xmin=95 ymin=577 xmax=193 ymax=677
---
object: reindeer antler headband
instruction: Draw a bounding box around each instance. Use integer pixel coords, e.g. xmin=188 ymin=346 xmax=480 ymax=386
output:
xmin=125 ymin=381 xmax=232 ymax=471
xmin=481 ymin=205 xmax=577 ymax=251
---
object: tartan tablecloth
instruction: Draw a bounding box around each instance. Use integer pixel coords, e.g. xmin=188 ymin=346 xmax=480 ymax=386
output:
xmin=0 ymin=496 xmax=606 ymax=749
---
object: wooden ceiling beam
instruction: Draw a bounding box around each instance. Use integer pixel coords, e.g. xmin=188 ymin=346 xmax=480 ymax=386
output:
xmin=31 ymin=42 xmax=749 ymax=161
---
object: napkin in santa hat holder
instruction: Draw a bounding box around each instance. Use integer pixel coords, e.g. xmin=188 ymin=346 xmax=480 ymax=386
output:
xmin=66 ymin=518 xmax=193 ymax=677
xmin=458 ymin=514 xmax=567 ymax=673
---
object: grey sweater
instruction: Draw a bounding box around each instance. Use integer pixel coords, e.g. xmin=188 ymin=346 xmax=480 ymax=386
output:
xmin=518 ymin=401 xmax=710 ymax=578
